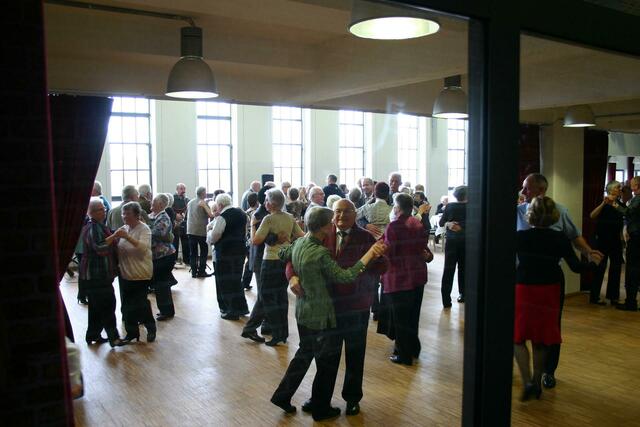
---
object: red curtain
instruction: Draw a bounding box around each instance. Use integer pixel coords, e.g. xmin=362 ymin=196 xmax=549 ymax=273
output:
xmin=48 ymin=95 xmax=113 ymax=342
xmin=517 ymin=124 xmax=541 ymax=188
xmin=607 ymin=162 xmax=616 ymax=182
xmin=580 ymin=129 xmax=609 ymax=291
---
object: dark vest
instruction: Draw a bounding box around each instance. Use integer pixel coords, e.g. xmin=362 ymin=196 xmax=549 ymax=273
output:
xmin=216 ymin=207 xmax=247 ymax=257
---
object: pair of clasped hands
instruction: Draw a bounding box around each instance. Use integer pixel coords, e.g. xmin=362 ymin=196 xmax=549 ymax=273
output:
xmin=288 ymin=239 xmax=387 ymax=298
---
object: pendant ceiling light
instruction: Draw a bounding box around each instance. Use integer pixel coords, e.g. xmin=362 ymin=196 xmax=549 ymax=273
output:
xmin=432 ymin=75 xmax=468 ymax=119
xmin=348 ymin=0 xmax=440 ymax=40
xmin=166 ymin=27 xmax=219 ymax=99
xmin=563 ymin=105 xmax=596 ymax=127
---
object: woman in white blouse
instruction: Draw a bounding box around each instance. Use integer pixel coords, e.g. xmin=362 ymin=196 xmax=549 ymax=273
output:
xmin=117 ymin=202 xmax=156 ymax=343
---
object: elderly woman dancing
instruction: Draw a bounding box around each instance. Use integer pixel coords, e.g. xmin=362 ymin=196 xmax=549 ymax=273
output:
xmin=79 ymin=198 xmax=126 ymax=347
xmin=270 ymin=206 xmax=386 ymax=422
xmin=150 ymin=194 xmax=177 ymax=321
xmin=117 ymin=201 xmax=157 ymax=343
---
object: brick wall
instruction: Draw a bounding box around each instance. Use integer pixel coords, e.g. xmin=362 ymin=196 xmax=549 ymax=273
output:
xmin=0 ymin=1 xmax=72 ymax=425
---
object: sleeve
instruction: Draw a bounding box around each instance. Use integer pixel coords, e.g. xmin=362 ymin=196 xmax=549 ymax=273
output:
xmin=439 ymin=206 xmax=450 ymax=227
xmin=209 ymin=216 xmax=226 ymax=244
xmin=292 ymin=220 xmax=303 ymax=237
xmin=278 ymin=242 xmax=292 ymax=262
xmin=83 ymin=223 xmax=111 ymax=256
xmin=151 ymin=215 xmax=171 ymax=239
xmin=559 ymin=209 xmax=580 ymax=241
xmin=137 ymin=227 xmax=152 ymax=253
xmin=255 ymin=215 xmax=271 ymax=241
xmin=285 ymin=261 xmax=297 ymax=280
xmin=320 ymin=249 xmax=364 ymax=284
xmin=560 ymin=234 xmax=588 ymax=273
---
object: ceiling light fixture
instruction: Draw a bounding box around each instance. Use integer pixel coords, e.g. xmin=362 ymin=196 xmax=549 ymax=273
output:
xmin=563 ymin=105 xmax=596 ymax=127
xmin=432 ymin=75 xmax=468 ymax=119
xmin=348 ymin=0 xmax=440 ymax=40
xmin=166 ymin=27 xmax=218 ymax=99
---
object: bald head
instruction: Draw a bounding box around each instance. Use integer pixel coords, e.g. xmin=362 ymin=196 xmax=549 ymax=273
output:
xmin=522 ymin=173 xmax=548 ymax=202
xmin=250 ymin=181 xmax=261 ymax=192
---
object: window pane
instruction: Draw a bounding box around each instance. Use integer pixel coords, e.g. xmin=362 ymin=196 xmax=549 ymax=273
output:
xmin=111 ymin=172 xmax=123 ymax=199
xmin=136 ymin=117 xmax=149 ymax=143
xmin=123 ymin=145 xmax=137 ymax=169
xmin=107 ymin=116 xmax=122 ymax=143
xmin=124 ymin=170 xmax=137 ymax=187
xmin=137 ymin=145 xmax=150 ymax=170
xmin=110 ymin=144 xmax=123 ymax=170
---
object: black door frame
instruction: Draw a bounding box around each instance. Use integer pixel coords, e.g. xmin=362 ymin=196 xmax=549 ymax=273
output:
xmin=389 ymin=1 xmax=640 ymax=425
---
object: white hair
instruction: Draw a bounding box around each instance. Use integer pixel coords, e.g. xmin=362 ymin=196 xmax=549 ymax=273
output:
xmin=326 ymin=194 xmax=342 ymax=210
xmin=87 ymin=197 xmax=105 ymax=212
xmin=215 ymin=193 xmax=233 ymax=209
xmin=153 ymin=193 xmax=169 ymax=210
xmin=138 ymin=184 xmax=152 ymax=197
xmin=165 ymin=192 xmax=174 ymax=207
xmin=309 ymin=186 xmax=324 ymax=198
xmin=93 ymin=181 xmax=102 ymax=195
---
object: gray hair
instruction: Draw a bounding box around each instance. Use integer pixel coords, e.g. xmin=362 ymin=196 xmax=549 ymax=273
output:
xmin=215 ymin=193 xmax=233 ymax=209
xmin=196 ymin=186 xmax=207 ymax=198
xmin=453 ymin=185 xmax=468 ymax=202
xmin=389 ymin=172 xmax=402 ymax=181
xmin=309 ymin=186 xmax=324 ymax=198
xmin=87 ymin=197 xmax=105 ymax=213
xmin=326 ymin=194 xmax=342 ymax=210
xmin=93 ymin=181 xmax=103 ymax=195
xmin=153 ymin=193 xmax=169 ymax=210
xmin=606 ymin=180 xmax=621 ymax=195
xmin=305 ymin=206 xmax=334 ymax=232
xmin=165 ymin=192 xmax=174 ymax=207
xmin=138 ymin=184 xmax=152 ymax=197
xmin=348 ymin=187 xmax=362 ymax=203
xmin=176 ymin=182 xmax=186 ymax=191
xmin=266 ymin=188 xmax=286 ymax=210
xmin=394 ymin=192 xmax=414 ymax=215
xmin=121 ymin=201 xmax=142 ymax=218
xmin=122 ymin=185 xmax=138 ymax=202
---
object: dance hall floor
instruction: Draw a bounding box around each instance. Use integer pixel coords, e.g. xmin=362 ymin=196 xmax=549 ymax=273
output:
xmin=61 ymin=251 xmax=640 ymax=426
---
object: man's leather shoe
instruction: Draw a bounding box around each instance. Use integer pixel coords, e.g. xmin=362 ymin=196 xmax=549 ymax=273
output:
xmin=241 ymin=331 xmax=265 ymax=343
xmin=346 ymin=402 xmax=360 ymax=416
xmin=542 ymin=373 xmax=556 ymax=389
xmin=312 ymin=406 xmax=340 ymax=421
xmin=389 ymin=355 xmax=412 ymax=366
xmin=301 ymin=399 xmax=313 ymax=413
xmin=156 ymin=313 xmax=174 ymax=321
xmin=265 ymin=337 xmax=286 ymax=346
xmin=270 ymin=398 xmax=296 ymax=414
xmin=457 ymin=295 xmax=464 ymax=303
xmin=221 ymin=313 xmax=239 ymax=320
xmin=616 ymin=303 xmax=638 ymax=311
xmin=590 ymin=300 xmax=607 ymax=306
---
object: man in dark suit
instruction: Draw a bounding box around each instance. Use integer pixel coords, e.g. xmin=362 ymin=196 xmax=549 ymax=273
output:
xmin=323 ymin=174 xmax=345 ymax=203
xmin=286 ymin=199 xmax=386 ymax=416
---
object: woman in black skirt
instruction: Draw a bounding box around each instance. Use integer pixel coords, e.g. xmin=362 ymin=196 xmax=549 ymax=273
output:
xmin=150 ymin=194 xmax=177 ymax=321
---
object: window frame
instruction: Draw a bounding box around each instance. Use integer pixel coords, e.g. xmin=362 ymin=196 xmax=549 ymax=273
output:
xmin=339 ymin=110 xmax=365 ymax=189
xmin=196 ymin=101 xmax=234 ymax=198
xmin=272 ymin=106 xmax=304 ymax=187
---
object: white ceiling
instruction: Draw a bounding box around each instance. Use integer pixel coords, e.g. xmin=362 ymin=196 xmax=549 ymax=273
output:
xmin=44 ymin=0 xmax=640 ymax=131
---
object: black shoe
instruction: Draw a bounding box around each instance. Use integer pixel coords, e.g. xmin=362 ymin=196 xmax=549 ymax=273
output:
xmin=541 ymin=373 xmax=556 ymax=389
xmin=265 ymin=337 xmax=286 ymax=347
xmin=108 ymin=337 xmax=128 ymax=348
xmin=147 ymin=329 xmax=156 ymax=343
xmin=520 ymin=382 xmax=542 ymax=401
xmin=271 ymin=398 xmax=296 ymax=414
xmin=616 ymin=303 xmax=638 ymax=311
xmin=156 ymin=313 xmax=174 ymax=321
xmin=241 ymin=331 xmax=265 ymax=343
xmin=121 ymin=334 xmax=140 ymax=343
xmin=443 ymin=303 xmax=452 ymax=309
xmin=312 ymin=406 xmax=341 ymax=422
xmin=191 ymin=273 xmax=197 ymax=278
xmin=590 ymin=300 xmax=607 ymax=306
xmin=244 ymin=285 xmax=253 ymax=291
xmin=457 ymin=295 xmax=464 ymax=303
xmin=77 ymin=297 xmax=88 ymax=305
xmin=346 ymin=402 xmax=360 ymax=416
xmin=389 ymin=355 xmax=412 ymax=366
xmin=85 ymin=335 xmax=108 ymax=345
xmin=196 ymin=272 xmax=213 ymax=278
xmin=221 ymin=313 xmax=240 ymax=320
xmin=372 ymin=312 xmax=379 ymax=321
xmin=301 ymin=399 xmax=313 ymax=413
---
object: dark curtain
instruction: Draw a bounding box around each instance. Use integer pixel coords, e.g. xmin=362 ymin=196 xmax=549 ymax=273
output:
xmin=607 ymin=162 xmax=616 ymax=182
xmin=49 ymin=95 xmax=113 ymax=341
xmin=517 ymin=124 xmax=540 ymax=189
xmin=627 ymin=157 xmax=635 ymax=183
xmin=580 ymin=129 xmax=609 ymax=291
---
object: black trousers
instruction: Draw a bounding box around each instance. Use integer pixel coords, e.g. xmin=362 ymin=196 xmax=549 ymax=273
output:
xmin=119 ymin=277 xmax=156 ymax=336
xmin=241 ymin=246 xmax=253 ymax=288
xmin=623 ymin=236 xmax=640 ymax=309
xmin=441 ymin=237 xmax=465 ymax=306
xmin=371 ymin=282 xmax=380 ymax=315
xmin=173 ymin=225 xmax=190 ymax=263
xmin=590 ymin=240 xmax=622 ymax=303
xmin=545 ymin=273 xmax=565 ymax=376
xmin=336 ymin=310 xmax=370 ymax=403
xmin=272 ymin=324 xmax=341 ymax=414
xmin=215 ymin=254 xmax=249 ymax=316
xmin=389 ymin=285 xmax=424 ymax=361
xmin=153 ymin=255 xmax=176 ymax=316
xmin=188 ymin=234 xmax=208 ymax=275
xmin=85 ymin=282 xmax=118 ymax=341
xmin=261 ymin=260 xmax=289 ymax=340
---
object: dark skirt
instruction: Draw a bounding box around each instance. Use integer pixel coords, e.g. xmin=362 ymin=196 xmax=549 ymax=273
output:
xmin=514 ymin=283 xmax=561 ymax=345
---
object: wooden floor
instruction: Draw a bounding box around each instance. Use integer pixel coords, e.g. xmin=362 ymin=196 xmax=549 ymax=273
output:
xmin=60 ymin=251 xmax=640 ymax=426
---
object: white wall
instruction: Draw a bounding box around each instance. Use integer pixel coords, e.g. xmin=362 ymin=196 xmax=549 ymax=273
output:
xmin=541 ymin=122 xmax=585 ymax=294
xmin=96 ymin=100 xmax=450 ymax=206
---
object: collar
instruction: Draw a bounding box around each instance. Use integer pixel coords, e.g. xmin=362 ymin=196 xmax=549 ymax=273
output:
xmin=336 ymin=227 xmax=352 ymax=235
xmin=220 ymin=205 xmax=233 ymax=214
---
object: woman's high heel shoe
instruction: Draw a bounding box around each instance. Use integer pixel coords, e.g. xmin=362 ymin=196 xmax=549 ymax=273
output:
xmin=121 ymin=334 xmax=140 ymax=344
xmin=146 ymin=329 xmax=156 ymax=343
xmin=85 ymin=335 xmax=108 ymax=345
xmin=108 ymin=338 xmax=127 ymax=347
xmin=520 ymin=382 xmax=542 ymax=401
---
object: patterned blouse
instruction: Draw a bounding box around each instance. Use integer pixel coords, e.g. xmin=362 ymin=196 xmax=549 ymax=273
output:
xmin=150 ymin=210 xmax=176 ymax=260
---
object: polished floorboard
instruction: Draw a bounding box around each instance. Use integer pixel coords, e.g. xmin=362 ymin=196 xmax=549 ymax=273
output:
xmin=60 ymin=251 xmax=640 ymax=426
